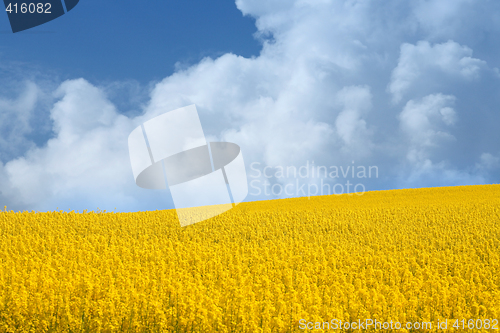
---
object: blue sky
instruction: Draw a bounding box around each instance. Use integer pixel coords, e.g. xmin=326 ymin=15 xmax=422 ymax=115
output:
xmin=0 ymin=0 xmax=499 ymax=213
xmin=0 ymin=1 xmax=260 ymax=83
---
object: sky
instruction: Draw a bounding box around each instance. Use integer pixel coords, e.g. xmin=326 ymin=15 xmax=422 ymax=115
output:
xmin=0 ymin=0 xmax=499 ymax=213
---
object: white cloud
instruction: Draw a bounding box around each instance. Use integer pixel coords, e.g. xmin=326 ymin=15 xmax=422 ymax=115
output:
xmin=389 ymin=40 xmax=486 ymax=103
xmin=334 ymin=85 xmax=372 ymax=153
xmin=399 ymin=93 xmax=456 ymax=150
xmin=395 ymin=93 xmax=490 ymax=188
xmin=0 ymin=79 xmax=169 ymax=212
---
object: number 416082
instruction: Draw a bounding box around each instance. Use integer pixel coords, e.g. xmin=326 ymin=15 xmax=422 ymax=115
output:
xmin=5 ymin=3 xmax=52 ymax=14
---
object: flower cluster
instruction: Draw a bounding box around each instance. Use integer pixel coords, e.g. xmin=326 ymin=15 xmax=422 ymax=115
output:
xmin=0 ymin=184 xmax=499 ymax=332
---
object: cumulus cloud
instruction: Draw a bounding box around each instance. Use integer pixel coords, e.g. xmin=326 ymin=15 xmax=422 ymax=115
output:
xmin=396 ymin=93 xmax=470 ymax=186
xmin=334 ymin=85 xmax=372 ymax=154
xmin=399 ymin=93 xmax=456 ymax=150
xmin=1 ymin=0 xmax=499 ymax=212
xmin=389 ymin=40 xmax=486 ymax=103
xmin=0 ymin=79 xmax=171 ymax=212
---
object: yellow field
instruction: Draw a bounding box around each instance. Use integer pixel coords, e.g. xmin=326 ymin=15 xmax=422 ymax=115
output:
xmin=0 ymin=185 xmax=499 ymax=332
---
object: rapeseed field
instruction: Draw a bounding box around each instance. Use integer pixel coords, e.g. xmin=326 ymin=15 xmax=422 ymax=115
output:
xmin=0 ymin=184 xmax=499 ymax=332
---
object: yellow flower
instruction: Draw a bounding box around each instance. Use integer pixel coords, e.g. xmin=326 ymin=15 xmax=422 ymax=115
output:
xmin=0 ymin=184 xmax=498 ymax=332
